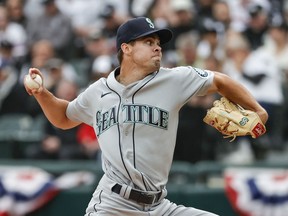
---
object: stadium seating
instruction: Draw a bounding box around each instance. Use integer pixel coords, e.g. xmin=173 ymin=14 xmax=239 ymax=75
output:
xmin=0 ymin=114 xmax=45 ymax=158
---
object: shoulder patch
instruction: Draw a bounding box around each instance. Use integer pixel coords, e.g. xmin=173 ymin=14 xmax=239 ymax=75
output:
xmin=193 ymin=67 xmax=208 ymax=77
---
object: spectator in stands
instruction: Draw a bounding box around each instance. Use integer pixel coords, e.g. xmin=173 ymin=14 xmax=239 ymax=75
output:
xmin=43 ymin=57 xmax=79 ymax=91
xmin=174 ymin=94 xmax=217 ymax=163
xmin=90 ymin=55 xmax=114 ymax=81
xmin=241 ymin=2 xmax=270 ymax=50
xmin=222 ymin=31 xmax=284 ymax=162
xmin=76 ymin=123 xmax=100 ymax=161
xmin=144 ymin=0 xmax=171 ymax=27
xmin=99 ymin=4 xmax=128 ymax=40
xmin=196 ymin=19 xmax=225 ymax=66
xmin=285 ymin=1 xmax=288 ymax=24
xmin=127 ymin=0 xmax=153 ymax=17
xmin=174 ymin=32 xmax=199 ymax=66
xmin=19 ymin=40 xmax=55 ymax=86
xmin=165 ymin=0 xmax=197 ymax=51
xmin=55 ymin=0 xmax=101 ymax=39
xmin=194 ymin=0 xmax=214 ymax=20
xmin=225 ymin=0 xmax=251 ymax=32
xmin=5 ymin=0 xmax=28 ymax=28
xmin=83 ymin=29 xmax=114 ymax=83
xmin=22 ymin=0 xmax=44 ymax=19
xmin=261 ymin=17 xmax=288 ymax=145
xmin=0 ymin=5 xmax=27 ymax=61
xmin=0 ymin=40 xmax=20 ymax=71
xmin=19 ymin=40 xmax=78 ymax=90
xmin=26 ymin=0 xmax=74 ymax=59
xmin=211 ymin=0 xmax=231 ymax=31
xmin=19 ymin=40 xmax=78 ymax=117
xmin=55 ymin=0 xmax=103 ymax=58
xmin=0 ymin=58 xmax=29 ymax=115
xmin=210 ymin=0 xmax=233 ymax=53
xmin=261 ymin=17 xmax=288 ymax=85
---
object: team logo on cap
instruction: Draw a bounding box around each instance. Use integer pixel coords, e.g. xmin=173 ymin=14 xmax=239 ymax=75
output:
xmin=146 ymin=18 xmax=155 ymax=29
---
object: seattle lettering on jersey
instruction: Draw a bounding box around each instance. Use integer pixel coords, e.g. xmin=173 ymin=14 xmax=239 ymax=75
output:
xmin=96 ymin=104 xmax=169 ymax=136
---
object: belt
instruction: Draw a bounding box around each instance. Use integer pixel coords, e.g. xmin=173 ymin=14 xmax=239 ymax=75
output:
xmin=112 ymin=183 xmax=162 ymax=205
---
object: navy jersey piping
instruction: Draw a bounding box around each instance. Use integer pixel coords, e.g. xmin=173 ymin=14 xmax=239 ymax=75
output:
xmin=92 ymin=189 xmax=103 ymax=214
xmin=131 ymin=70 xmax=159 ymax=190
xmin=105 ymin=81 xmax=133 ymax=182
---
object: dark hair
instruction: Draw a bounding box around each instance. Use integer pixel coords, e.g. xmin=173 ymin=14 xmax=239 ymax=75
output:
xmin=117 ymin=41 xmax=136 ymax=64
xmin=117 ymin=49 xmax=123 ymax=65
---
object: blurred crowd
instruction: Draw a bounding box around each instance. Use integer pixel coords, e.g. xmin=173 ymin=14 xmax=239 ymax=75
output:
xmin=0 ymin=0 xmax=288 ymax=164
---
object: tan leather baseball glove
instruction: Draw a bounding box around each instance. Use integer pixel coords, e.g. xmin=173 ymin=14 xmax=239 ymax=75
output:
xmin=203 ymin=97 xmax=266 ymax=142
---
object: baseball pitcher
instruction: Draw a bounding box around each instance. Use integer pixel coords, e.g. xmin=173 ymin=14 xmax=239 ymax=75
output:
xmin=24 ymin=17 xmax=268 ymax=216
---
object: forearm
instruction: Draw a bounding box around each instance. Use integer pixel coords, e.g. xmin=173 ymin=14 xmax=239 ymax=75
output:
xmin=34 ymin=88 xmax=79 ymax=129
xmin=24 ymin=68 xmax=80 ymax=129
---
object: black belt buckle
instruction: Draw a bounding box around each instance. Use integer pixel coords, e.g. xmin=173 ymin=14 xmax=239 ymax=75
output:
xmin=112 ymin=183 xmax=161 ymax=205
xmin=143 ymin=192 xmax=156 ymax=204
xmin=139 ymin=190 xmax=162 ymax=205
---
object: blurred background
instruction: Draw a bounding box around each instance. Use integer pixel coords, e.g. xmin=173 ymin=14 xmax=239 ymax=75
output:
xmin=0 ymin=0 xmax=288 ymax=215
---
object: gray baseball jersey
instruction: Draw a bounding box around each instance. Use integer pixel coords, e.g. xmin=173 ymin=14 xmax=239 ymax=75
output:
xmin=67 ymin=66 xmax=213 ymax=192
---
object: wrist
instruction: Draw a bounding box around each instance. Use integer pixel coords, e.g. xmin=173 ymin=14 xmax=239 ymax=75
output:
xmin=257 ymin=108 xmax=268 ymax=124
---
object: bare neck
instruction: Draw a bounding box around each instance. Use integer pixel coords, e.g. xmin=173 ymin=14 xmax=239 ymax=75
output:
xmin=116 ymin=64 xmax=156 ymax=86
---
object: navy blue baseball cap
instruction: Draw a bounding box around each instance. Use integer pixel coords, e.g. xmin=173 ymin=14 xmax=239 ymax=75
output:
xmin=116 ymin=17 xmax=173 ymax=51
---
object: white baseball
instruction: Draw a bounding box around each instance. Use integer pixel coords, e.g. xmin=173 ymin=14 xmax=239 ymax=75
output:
xmin=25 ymin=74 xmax=43 ymax=89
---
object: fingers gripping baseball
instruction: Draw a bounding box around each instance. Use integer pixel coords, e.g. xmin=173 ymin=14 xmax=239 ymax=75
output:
xmin=24 ymin=68 xmax=44 ymax=94
xmin=25 ymin=73 xmax=42 ymax=89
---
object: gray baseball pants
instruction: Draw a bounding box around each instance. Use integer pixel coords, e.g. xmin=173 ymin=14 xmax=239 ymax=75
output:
xmin=85 ymin=174 xmax=219 ymax=216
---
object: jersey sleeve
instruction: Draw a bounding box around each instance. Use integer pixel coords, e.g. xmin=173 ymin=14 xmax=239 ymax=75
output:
xmin=173 ymin=66 xmax=214 ymax=102
xmin=66 ymin=85 xmax=94 ymax=126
